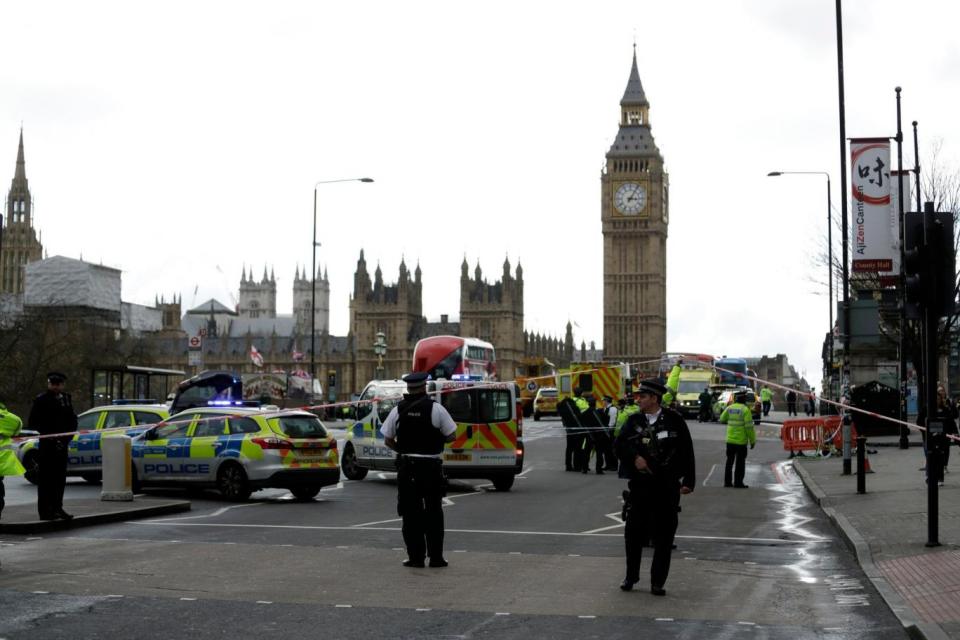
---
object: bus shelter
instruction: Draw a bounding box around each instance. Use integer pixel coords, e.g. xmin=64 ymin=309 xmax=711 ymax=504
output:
xmin=89 ymin=365 xmax=186 ymax=407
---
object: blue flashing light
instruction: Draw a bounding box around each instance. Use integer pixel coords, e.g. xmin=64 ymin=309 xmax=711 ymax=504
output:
xmin=207 ymin=400 xmax=246 ymax=407
xmin=451 ymin=374 xmax=482 ymax=381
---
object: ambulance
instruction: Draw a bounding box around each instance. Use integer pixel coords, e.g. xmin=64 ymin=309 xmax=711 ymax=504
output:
xmin=339 ymin=376 xmax=523 ymax=491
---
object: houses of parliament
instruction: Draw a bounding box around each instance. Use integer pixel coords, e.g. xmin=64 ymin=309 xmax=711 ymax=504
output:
xmin=1 ymin=50 xmax=668 ymax=403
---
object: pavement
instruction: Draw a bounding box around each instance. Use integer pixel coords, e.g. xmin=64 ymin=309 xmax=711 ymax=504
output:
xmin=786 ymin=419 xmax=960 ymax=640
xmin=0 ymin=496 xmax=191 ymax=534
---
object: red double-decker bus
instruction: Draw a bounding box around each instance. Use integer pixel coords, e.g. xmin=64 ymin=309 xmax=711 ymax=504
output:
xmin=412 ymin=336 xmax=497 ymax=381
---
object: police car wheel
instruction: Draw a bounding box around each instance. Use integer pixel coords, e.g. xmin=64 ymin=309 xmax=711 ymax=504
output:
xmin=340 ymin=444 xmax=368 ymax=481
xmin=290 ymin=485 xmax=321 ymax=500
xmin=491 ymin=475 xmax=515 ymax=492
xmin=216 ymin=463 xmax=251 ymax=501
xmin=22 ymin=450 xmax=40 ymax=485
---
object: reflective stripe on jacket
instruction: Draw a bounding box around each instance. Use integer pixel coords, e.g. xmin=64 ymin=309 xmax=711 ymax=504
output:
xmin=719 ymin=402 xmax=756 ymax=446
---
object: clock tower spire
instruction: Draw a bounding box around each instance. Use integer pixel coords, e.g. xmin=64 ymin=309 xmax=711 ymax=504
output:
xmin=600 ymin=48 xmax=668 ymax=364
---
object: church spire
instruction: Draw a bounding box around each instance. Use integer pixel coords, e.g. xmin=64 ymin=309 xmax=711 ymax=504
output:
xmin=14 ymin=128 xmax=26 ymax=184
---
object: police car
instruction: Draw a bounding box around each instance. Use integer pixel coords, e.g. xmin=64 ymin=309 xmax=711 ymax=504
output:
xmin=18 ymin=401 xmax=170 ymax=485
xmin=339 ymin=376 xmax=523 ymax=491
xmin=131 ymin=404 xmax=339 ymax=501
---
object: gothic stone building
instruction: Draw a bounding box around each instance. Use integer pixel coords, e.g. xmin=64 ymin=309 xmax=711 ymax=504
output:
xmin=1 ymin=130 xmax=43 ymax=294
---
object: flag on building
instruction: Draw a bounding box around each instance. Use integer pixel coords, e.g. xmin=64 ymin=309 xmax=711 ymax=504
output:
xmin=250 ymin=345 xmax=264 ymax=368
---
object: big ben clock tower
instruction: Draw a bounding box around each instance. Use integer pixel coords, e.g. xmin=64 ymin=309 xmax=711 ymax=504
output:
xmin=601 ymin=48 xmax=668 ymax=365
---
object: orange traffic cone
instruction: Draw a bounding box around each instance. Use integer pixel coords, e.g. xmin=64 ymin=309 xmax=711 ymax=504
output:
xmin=863 ymin=455 xmax=874 ymax=473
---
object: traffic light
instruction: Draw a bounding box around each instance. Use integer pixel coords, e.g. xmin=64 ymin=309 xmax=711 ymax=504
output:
xmin=928 ymin=209 xmax=956 ymax=318
xmin=902 ymin=206 xmax=956 ymax=319
xmin=327 ymin=370 xmax=337 ymax=389
xmin=903 ymin=212 xmax=927 ymax=319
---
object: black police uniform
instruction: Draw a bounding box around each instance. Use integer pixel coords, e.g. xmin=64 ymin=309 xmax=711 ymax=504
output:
xmin=615 ymin=405 xmax=695 ymax=593
xmin=394 ymin=393 xmax=448 ymax=566
xmin=28 ymin=386 xmax=78 ymax=519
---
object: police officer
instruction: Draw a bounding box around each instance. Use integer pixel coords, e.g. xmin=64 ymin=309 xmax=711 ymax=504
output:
xmin=615 ymin=379 xmax=696 ymax=596
xmin=719 ymin=390 xmax=756 ymax=488
xmin=570 ymin=387 xmax=590 ymax=472
xmin=697 ymin=387 xmax=713 ymax=423
xmin=0 ymin=403 xmax=26 ymax=521
xmin=381 ymin=372 xmax=457 ymax=568
xmin=28 ymin=372 xmax=78 ymax=520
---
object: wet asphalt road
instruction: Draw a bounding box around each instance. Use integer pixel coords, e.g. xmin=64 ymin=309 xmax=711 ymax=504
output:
xmin=0 ymin=417 xmax=909 ymax=639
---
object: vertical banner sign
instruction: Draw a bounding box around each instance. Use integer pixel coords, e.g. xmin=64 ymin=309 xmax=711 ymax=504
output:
xmin=887 ymin=169 xmax=913 ymax=284
xmin=850 ymin=138 xmax=894 ymax=275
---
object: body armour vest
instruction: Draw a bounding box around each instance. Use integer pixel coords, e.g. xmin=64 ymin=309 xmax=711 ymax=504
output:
xmin=396 ymin=394 xmax=445 ymax=455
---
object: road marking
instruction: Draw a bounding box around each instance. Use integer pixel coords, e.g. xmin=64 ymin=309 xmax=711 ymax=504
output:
xmin=655 ymin=618 xmax=674 ymax=622
xmin=350 ymin=517 xmax=401 ymax=527
xmin=577 ymin=615 xmax=596 ymax=619
xmin=256 ymin=601 xmax=272 ymax=604
xmin=180 ymin=597 xmax=196 ymax=601
xmin=131 ymin=521 xmax=826 ymax=543
xmin=31 ymin=591 xmax=49 ymax=595
xmin=26 ymin=537 xmax=42 ymax=541
xmin=146 ymin=503 xmax=261 ymax=522
xmin=702 ymin=464 xmax=718 ymax=487
xmin=516 ymin=465 xmax=534 ymax=478
xmin=335 ymin=604 xmax=352 ymax=608
xmin=737 ymin=621 xmax=756 ymax=625
xmin=509 ymin=551 xmax=521 ymax=555
xmin=416 ymin=608 xmax=431 ymax=612
xmin=495 ymin=612 xmax=510 ymax=616
xmin=105 ymin=594 xmax=124 ymax=598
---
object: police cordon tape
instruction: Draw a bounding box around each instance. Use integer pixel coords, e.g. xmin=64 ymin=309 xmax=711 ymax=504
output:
xmin=11 ymin=380 xmax=540 ymax=441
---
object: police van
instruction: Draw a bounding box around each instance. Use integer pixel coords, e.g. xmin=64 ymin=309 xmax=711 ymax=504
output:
xmin=339 ymin=377 xmax=523 ymax=491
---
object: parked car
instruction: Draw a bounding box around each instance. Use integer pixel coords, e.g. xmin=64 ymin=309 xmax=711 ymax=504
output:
xmin=18 ymin=402 xmax=169 ymax=485
xmin=131 ymin=406 xmax=339 ymax=501
xmin=533 ymin=387 xmax=559 ymax=420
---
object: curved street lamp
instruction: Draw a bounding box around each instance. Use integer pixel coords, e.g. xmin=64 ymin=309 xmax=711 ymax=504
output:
xmin=311 ymin=178 xmax=374 ymax=382
xmin=373 ymin=331 xmax=387 ymax=379
xmin=767 ymin=171 xmax=834 ymax=400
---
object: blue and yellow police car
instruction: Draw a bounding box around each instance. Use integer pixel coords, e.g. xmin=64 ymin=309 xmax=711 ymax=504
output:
xmin=131 ymin=404 xmax=339 ymax=501
xmin=18 ymin=401 xmax=169 ymax=485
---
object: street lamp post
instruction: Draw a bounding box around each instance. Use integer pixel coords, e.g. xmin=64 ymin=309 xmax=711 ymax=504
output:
xmin=767 ymin=171 xmax=833 ymax=400
xmin=311 ymin=178 xmax=374 ymax=382
xmin=373 ymin=331 xmax=387 ymax=379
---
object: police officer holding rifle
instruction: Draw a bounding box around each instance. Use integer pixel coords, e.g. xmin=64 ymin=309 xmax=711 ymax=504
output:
xmin=381 ymin=372 xmax=457 ymax=568
xmin=615 ymin=379 xmax=695 ymax=596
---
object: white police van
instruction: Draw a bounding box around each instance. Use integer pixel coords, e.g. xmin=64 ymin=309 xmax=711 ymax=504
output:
xmin=339 ymin=377 xmax=523 ymax=491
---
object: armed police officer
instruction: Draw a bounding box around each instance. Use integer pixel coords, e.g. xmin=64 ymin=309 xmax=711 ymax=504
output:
xmin=381 ymin=372 xmax=457 ymax=568
xmin=615 ymin=379 xmax=695 ymax=596
xmin=28 ymin=372 xmax=78 ymax=521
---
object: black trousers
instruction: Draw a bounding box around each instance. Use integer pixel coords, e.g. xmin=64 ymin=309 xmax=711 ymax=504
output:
xmin=624 ymin=479 xmax=680 ymax=588
xmin=38 ymin=440 xmax=69 ymax=517
xmin=396 ymin=457 xmax=445 ymax=562
xmin=565 ymin=433 xmax=583 ymax=470
xmin=725 ymin=443 xmax=748 ymax=487
xmin=762 ymin=401 xmax=771 ymax=416
xmin=787 ymin=401 xmax=797 ymax=416
xmin=0 ymin=475 xmax=5 ymax=516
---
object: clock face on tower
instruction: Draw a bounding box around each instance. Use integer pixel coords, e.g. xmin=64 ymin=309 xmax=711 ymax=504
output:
xmin=614 ymin=182 xmax=646 ymax=215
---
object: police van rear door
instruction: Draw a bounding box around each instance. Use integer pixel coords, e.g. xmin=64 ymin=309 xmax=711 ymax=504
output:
xmin=473 ymin=384 xmax=517 ymax=468
xmin=437 ymin=382 xmax=478 ymax=466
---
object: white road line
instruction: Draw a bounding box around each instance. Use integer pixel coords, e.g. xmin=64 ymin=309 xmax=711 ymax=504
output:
xmin=130 ymin=521 xmax=826 ymax=543
xmin=147 ymin=502 xmax=262 ymax=522
xmin=516 ymin=465 xmax=534 ymax=478
xmin=581 ymin=522 xmax=624 ymax=534
xmin=702 ymin=463 xmax=718 ymax=487
xmin=350 ymin=518 xmax=402 ymax=527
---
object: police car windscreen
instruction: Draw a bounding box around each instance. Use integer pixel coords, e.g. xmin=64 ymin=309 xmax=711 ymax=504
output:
xmin=678 ymin=380 xmax=709 ymax=394
xmin=274 ymin=415 xmax=328 ymax=438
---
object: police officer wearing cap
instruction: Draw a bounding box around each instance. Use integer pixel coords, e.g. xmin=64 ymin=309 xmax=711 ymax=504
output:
xmin=381 ymin=372 xmax=457 ymax=568
xmin=719 ymin=390 xmax=756 ymax=488
xmin=615 ymin=379 xmax=695 ymax=596
xmin=28 ymin=372 xmax=78 ymax=520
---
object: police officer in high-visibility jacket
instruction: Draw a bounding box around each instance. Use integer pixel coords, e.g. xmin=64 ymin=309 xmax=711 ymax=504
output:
xmin=0 ymin=403 xmax=26 ymax=522
xmin=719 ymin=390 xmax=756 ymax=488
xmin=615 ymin=379 xmax=696 ymax=596
xmin=381 ymin=372 xmax=457 ymax=568
xmin=615 ymin=395 xmax=640 ymax=437
xmin=570 ymin=387 xmax=590 ymax=472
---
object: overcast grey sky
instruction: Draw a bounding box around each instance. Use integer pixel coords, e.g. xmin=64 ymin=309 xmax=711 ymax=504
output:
xmin=3 ymin=0 xmax=959 ymax=390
